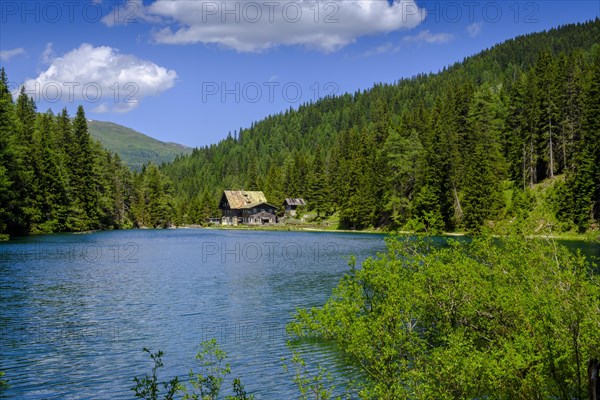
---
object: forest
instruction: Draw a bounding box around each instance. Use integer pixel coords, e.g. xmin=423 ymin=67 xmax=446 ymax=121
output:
xmin=1 ymin=19 xmax=599 ymax=237
xmin=162 ymin=19 xmax=600 ymax=234
xmin=0 ymin=74 xmax=176 ymax=237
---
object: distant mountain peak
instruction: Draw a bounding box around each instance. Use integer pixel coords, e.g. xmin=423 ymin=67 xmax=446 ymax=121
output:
xmin=87 ymin=120 xmax=192 ymax=170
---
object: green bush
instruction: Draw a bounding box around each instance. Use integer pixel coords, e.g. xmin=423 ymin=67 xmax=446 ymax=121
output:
xmin=289 ymin=236 xmax=600 ymax=399
xmin=0 ymin=370 xmax=8 ymax=393
xmin=132 ymin=339 xmax=253 ymax=400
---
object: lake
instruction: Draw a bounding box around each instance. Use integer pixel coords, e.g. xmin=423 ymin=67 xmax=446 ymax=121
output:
xmin=0 ymin=229 xmax=389 ymax=399
xmin=0 ymin=229 xmax=597 ymax=399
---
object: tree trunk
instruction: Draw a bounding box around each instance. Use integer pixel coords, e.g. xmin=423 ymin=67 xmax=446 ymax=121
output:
xmin=453 ymin=185 xmax=463 ymax=222
xmin=529 ymin=138 xmax=536 ymax=187
xmin=590 ymin=358 xmax=599 ymax=400
xmin=549 ymin=116 xmax=555 ymax=178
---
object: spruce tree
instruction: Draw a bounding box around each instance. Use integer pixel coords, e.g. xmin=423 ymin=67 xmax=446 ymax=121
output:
xmin=143 ymin=163 xmax=175 ymax=228
xmin=382 ymin=127 xmax=423 ymax=227
xmin=72 ymin=105 xmax=99 ymax=229
xmin=0 ymin=68 xmax=25 ymax=234
xmin=30 ymin=111 xmax=69 ymax=232
xmin=307 ymin=145 xmax=328 ymax=217
xmin=463 ymin=85 xmax=507 ymax=231
xmin=567 ymin=45 xmax=600 ymax=231
xmin=534 ymin=51 xmax=560 ymax=180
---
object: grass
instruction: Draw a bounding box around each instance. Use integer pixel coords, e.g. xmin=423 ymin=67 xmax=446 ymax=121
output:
xmin=88 ymin=120 xmax=192 ymax=170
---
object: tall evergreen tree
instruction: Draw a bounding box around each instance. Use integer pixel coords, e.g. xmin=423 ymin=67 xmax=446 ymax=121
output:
xmin=566 ymin=45 xmax=600 ymax=231
xmin=0 ymin=68 xmax=27 ymax=234
xmin=463 ymin=85 xmax=507 ymax=231
xmin=533 ymin=51 xmax=560 ymax=180
xmin=143 ymin=163 xmax=175 ymax=228
xmin=381 ymin=127 xmax=422 ymax=227
xmin=307 ymin=145 xmax=328 ymax=217
xmin=71 ymin=105 xmax=99 ymax=229
xmin=30 ymin=111 xmax=69 ymax=233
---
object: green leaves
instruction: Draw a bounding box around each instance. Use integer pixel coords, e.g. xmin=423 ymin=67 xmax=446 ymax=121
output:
xmin=132 ymin=348 xmax=181 ymax=400
xmin=132 ymin=340 xmax=254 ymax=400
xmin=282 ymin=351 xmax=341 ymax=400
xmin=290 ymin=236 xmax=600 ymax=399
xmin=0 ymin=370 xmax=8 ymax=394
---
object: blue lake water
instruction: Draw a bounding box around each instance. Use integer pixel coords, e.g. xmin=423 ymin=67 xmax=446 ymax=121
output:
xmin=0 ymin=229 xmax=389 ymax=399
xmin=0 ymin=229 xmax=597 ymax=399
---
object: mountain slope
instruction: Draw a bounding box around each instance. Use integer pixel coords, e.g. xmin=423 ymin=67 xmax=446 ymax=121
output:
xmin=88 ymin=120 xmax=192 ymax=170
xmin=161 ymin=19 xmax=600 ymax=233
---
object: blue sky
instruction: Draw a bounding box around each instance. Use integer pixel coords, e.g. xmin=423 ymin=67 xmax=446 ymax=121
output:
xmin=1 ymin=0 xmax=598 ymax=148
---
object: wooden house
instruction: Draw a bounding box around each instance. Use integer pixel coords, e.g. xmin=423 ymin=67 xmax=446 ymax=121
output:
xmin=283 ymin=198 xmax=306 ymax=216
xmin=219 ymin=190 xmax=278 ymax=225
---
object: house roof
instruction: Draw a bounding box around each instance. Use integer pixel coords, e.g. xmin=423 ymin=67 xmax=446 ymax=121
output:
xmin=222 ymin=190 xmax=277 ymax=210
xmin=283 ymin=198 xmax=306 ymax=206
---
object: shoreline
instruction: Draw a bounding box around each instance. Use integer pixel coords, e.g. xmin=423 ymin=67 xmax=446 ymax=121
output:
xmin=2 ymin=224 xmax=597 ymax=243
xmin=176 ymin=224 xmax=598 ymax=242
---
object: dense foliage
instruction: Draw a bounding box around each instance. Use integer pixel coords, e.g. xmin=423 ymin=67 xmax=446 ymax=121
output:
xmin=162 ymin=19 xmax=600 ymax=232
xmin=0 ymin=70 xmax=176 ymax=236
xmin=288 ymin=236 xmax=600 ymax=399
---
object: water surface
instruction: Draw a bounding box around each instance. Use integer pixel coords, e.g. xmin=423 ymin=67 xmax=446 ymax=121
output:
xmin=0 ymin=229 xmax=386 ymax=399
xmin=0 ymin=229 xmax=597 ymax=399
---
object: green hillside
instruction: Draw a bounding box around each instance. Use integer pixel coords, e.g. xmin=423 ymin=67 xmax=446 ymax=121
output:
xmin=162 ymin=19 xmax=600 ymax=234
xmin=88 ymin=120 xmax=192 ymax=170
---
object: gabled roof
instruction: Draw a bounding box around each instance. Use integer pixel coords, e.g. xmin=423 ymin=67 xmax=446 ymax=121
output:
xmin=283 ymin=198 xmax=306 ymax=206
xmin=221 ymin=190 xmax=277 ymax=210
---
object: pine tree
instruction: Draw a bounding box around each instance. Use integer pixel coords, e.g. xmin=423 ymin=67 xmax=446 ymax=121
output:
xmin=411 ymin=184 xmax=444 ymax=233
xmin=109 ymin=153 xmax=132 ymax=228
xmin=534 ymin=51 xmax=560 ymax=180
xmin=199 ymin=188 xmax=215 ymax=222
xmin=71 ymin=105 xmax=99 ymax=229
xmin=567 ymin=45 xmax=600 ymax=231
xmin=143 ymin=163 xmax=175 ymax=228
xmin=417 ymin=97 xmax=454 ymax=230
xmin=263 ymin=164 xmax=284 ymax=207
xmin=245 ymin=158 xmax=261 ymax=191
xmin=463 ymin=85 xmax=507 ymax=231
xmin=30 ymin=111 xmax=69 ymax=233
xmin=381 ymin=127 xmax=423 ymax=227
xmin=307 ymin=145 xmax=328 ymax=217
xmin=14 ymin=88 xmax=37 ymax=229
xmin=0 ymin=68 xmax=26 ymax=234
xmin=506 ymin=71 xmax=528 ymax=187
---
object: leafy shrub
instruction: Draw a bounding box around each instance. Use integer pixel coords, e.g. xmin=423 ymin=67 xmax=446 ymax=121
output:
xmin=289 ymin=236 xmax=600 ymax=399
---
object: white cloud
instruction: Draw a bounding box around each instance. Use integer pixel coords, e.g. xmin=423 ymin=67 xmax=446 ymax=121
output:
xmin=360 ymin=42 xmax=397 ymax=57
xmin=91 ymin=103 xmax=110 ymax=113
xmin=466 ymin=22 xmax=483 ymax=38
xmin=0 ymin=48 xmax=25 ymax=61
xmin=41 ymin=43 xmax=55 ymax=64
xmin=104 ymin=0 xmax=426 ymax=52
xmin=402 ymin=30 xmax=454 ymax=45
xmin=23 ymin=43 xmax=177 ymax=113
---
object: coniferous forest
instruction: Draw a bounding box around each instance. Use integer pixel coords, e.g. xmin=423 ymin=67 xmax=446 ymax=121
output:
xmin=0 ymin=72 xmax=176 ymax=237
xmin=1 ymin=19 xmax=599 ymax=237
xmin=163 ymin=19 xmax=600 ymax=234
